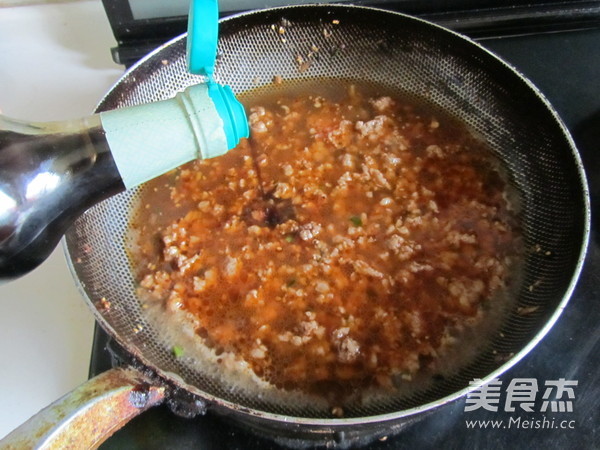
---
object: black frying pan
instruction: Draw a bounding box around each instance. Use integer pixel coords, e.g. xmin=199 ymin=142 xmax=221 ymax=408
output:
xmin=1 ymin=5 xmax=588 ymax=448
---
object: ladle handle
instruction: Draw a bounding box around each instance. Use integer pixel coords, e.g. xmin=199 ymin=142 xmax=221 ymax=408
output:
xmin=0 ymin=367 xmax=165 ymax=449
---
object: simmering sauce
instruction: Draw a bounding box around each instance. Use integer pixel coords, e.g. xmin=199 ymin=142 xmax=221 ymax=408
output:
xmin=132 ymin=80 xmax=521 ymax=406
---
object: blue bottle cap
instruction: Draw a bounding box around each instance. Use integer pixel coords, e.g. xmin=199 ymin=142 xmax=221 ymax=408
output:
xmin=207 ymin=81 xmax=250 ymax=150
xmin=187 ymin=0 xmax=218 ymax=77
xmin=186 ymin=0 xmax=249 ymax=149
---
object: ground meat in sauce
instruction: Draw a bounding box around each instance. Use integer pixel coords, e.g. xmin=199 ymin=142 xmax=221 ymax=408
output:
xmin=134 ymin=82 xmax=520 ymax=404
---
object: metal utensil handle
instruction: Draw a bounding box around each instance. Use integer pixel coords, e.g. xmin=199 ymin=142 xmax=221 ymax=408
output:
xmin=0 ymin=368 xmax=165 ymax=449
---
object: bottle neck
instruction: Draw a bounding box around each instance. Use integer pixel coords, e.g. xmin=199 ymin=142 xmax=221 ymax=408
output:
xmin=100 ymin=83 xmax=230 ymax=189
xmin=0 ymin=115 xmax=125 ymax=204
xmin=0 ymin=115 xmax=125 ymax=280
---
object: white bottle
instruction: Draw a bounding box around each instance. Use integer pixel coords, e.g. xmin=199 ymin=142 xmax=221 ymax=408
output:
xmin=0 ymin=81 xmax=248 ymax=280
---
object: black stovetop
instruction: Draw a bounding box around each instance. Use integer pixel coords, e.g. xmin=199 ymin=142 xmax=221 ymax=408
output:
xmin=92 ymin=6 xmax=600 ymax=449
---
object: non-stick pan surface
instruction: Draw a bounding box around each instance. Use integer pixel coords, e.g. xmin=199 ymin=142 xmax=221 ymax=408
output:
xmin=64 ymin=3 xmax=588 ymax=439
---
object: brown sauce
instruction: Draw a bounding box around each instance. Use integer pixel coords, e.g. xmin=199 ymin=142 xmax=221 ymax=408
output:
xmin=131 ymin=80 xmax=522 ymax=406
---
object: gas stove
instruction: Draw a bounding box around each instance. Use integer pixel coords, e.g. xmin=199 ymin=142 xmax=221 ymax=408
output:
xmin=93 ymin=1 xmax=600 ymax=448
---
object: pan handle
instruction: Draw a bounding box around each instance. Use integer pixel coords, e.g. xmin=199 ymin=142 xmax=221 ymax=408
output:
xmin=0 ymin=367 xmax=165 ymax=449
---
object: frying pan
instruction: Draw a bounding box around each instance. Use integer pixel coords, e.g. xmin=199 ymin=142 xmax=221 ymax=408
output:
xmin=0 ymin=4 xmax=589 ymax=448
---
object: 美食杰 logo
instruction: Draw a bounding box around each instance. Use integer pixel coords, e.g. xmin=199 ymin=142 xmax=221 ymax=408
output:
xmin=463 ymin=378 xmax=577 ymax=430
